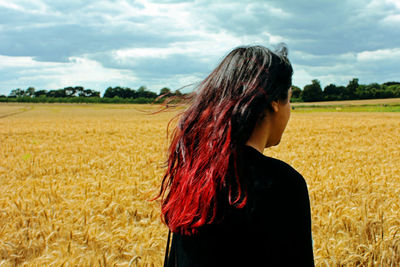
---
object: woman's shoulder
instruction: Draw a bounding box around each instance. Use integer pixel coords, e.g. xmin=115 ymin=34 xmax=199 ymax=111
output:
xmin=241 ymin=145 xmax=301 ymax=174
xmin=240 ymin=145 xmax=306 ymax=188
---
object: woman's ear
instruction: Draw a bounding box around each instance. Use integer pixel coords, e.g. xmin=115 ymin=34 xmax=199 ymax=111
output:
xmin=270 ymin=100 xmax=279 ymax=113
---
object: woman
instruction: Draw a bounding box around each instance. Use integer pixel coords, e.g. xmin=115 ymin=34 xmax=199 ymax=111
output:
xmin=158 ymin=45 xmax=314 ymax=266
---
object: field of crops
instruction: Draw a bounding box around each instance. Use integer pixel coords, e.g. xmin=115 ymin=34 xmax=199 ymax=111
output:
xmin=1 ymin=103 xmax=399 ymax=266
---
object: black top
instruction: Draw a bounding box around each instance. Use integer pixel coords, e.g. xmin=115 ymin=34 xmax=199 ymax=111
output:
xmin=165 ymin=145 xmax=314 ymax=267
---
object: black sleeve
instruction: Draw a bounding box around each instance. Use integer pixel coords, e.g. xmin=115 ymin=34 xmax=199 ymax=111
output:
xmin=287 ymin=174 xmax=315 ymax=266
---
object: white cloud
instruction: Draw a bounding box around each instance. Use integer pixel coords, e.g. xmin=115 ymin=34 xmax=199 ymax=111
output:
xmin=357 ymin=48 xmax=400 ymax=61
xmin=0 ymin=0 xmax=48 ymax=14
xmin=114 ymin=46 xmax=194 ymax=60
xmin=382 ymin=14 xmax=400 ymax=24
xmin=110 ymin=29 xmax=283 ymax=67
xmin=0 ymin=1 xmax=23 ymax=11
xmin=375 ymin=0 xmax=400 ymax=9
xmin=250 ymin=2 xmax=291 ymax=18
xmin=0 ymin=55 xmax=137 ymax=92
xmin=360 ymin=0 xmax=400 ymax=25
xmin=292 ymin=67 xmax=314 ymax=88
xmin=387 ymin=0 xmax=400 ymax=9
xmin=0 ymin=55 xmax=40 ymax=68
xmin=147 ymin=73 xmax=205 ymax=93
xmin=293 ymin=62 xmax=357 ymax=88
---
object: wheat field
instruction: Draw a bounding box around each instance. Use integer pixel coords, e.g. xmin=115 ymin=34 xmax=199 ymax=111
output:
xmin=1 ymin=103 xmax=399 ymax=266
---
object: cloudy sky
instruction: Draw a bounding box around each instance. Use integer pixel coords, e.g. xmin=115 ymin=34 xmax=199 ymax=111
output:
xmin=0 ymin=0 xmax=399 ymax=95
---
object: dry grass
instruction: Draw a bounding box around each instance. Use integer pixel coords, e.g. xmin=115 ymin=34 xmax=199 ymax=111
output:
xmin=1 ymin=104 xmax=399 ymax=266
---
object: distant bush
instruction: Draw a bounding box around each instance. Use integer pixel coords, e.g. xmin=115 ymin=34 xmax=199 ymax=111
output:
xmin=0 ymin=96 xmax=163 ymax=104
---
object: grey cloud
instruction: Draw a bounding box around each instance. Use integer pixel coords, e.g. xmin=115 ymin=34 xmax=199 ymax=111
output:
xmin=0 ymin=1 xmax=188 ymax=62
xmin=291 ymin=52 xmax=357 ymax=67
xmin=189 ymin=1 xmax=292 ymax=36
xmin=294 ymin=50 xmax=400 ymax=87
xmin=0 ymin=20 xmax=186 ymax=62
xmin=90 ymin=51 xmax=212 ymax=80
xmin=189 ymin=0 xmax=400 ymax=55
xmin=274 ymin=0 xmax=400 ymax=53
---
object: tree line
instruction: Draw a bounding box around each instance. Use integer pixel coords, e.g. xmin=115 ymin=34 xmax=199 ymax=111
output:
xmin=0 ymin=86 xmax=184 ymax=104
xmin=292 ymin=79 xmax=400 ymax=102
xmin=1 ymin=79 xmax=400 ymax=103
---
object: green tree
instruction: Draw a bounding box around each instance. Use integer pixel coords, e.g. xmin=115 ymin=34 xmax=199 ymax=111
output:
xmin=26 ymin=87 xmax=35 ymax=97
xmin=64 ymin=87 xmax=76 ymax=97
xmin=103 ymin=87 xmax=115 ymax=98
xmin=386 ymin=84 xmax=400 ymax=97
xmin=75 ymin=86 xmax=84 ymax=96
xmin=323 ymin=84 xmax=344 ymax=101
xmin=103 ymin=86 xmax=125 ymax=98
xmin=124 ymin=87 xmax=137 ymax=98
xmin=34 ymin=90 xmax=47 ymax=97
xmin=47 ymin=89 xmax=66 ymax=98
xmin=344 ymin=78 xmax=359 ymax=100
xmin=383 ymin=81 xmax=400 ymax=86
xmin=137 ymin=86 xmax=157 ymax=98
xmin=80 ymin=89 xmax=100 ymax=97
xmin=137 ymin=86 xmax=147 ymax=98
xmin=356 ymin=83 xmax=380 ymax=99
xmin=301 ymin=80 xmax=323 ymax=102
xmin=9 ymin=88 xmax=25 ymax=98
xmin=160 ymin=87 xmax=171 ymax=95
xmin=291 ymin=86 xmax=302 ymax=99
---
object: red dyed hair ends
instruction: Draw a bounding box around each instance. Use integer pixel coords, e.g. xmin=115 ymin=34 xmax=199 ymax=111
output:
xmin=158 ymin=45 xmax=293 ymax=235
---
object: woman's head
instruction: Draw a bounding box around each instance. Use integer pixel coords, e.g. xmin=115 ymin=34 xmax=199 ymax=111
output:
xmin=192 ymin=44 xmax=293 ymax=146
xmin=159 ymin=44 xmax=293 ymax=235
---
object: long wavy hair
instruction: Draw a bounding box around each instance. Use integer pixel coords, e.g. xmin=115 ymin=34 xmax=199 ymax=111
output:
xmin=158 ymin=44 xmax=293 ymax=235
